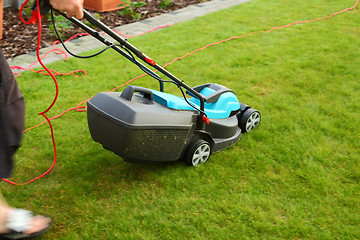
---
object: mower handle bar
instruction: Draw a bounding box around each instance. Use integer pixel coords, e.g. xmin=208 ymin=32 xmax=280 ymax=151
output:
xmin=32 ymin=0 xmax=206 ymax=126
xmin=78 ymin=9 xmax=205 ymax=114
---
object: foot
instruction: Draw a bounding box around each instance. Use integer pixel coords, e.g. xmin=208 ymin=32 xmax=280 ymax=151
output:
xmin=0 ymin=208 xmax=52 ymax=239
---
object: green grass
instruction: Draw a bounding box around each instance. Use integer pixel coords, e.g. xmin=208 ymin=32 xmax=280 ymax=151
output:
xmin=2 ymin=0 xmax=360 ymax=239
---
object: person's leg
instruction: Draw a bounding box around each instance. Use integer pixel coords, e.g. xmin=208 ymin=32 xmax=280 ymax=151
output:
xmin=0 ymin=49 xmax=52 ymax=238
xmin=0 ymin=48 xmax=24 ymax=178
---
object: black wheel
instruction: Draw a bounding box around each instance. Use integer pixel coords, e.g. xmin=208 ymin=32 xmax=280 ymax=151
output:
xmin=185 ymin=140 xmax=211 ymax=167
xmin=239 ymin=108 xmax=261 ymax=133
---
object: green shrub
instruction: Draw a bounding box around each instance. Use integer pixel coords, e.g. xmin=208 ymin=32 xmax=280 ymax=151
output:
xmin=118 ymin=0 xmax=147 ymax=20
xmin=48 ymin=15 xmax=74 ymax=38
xmin=159 ymin=0 xmax=173 ymax=9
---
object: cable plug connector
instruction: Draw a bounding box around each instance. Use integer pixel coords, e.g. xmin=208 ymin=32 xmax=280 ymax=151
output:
xmin=28 ymin=10 xmax=44 ymax=25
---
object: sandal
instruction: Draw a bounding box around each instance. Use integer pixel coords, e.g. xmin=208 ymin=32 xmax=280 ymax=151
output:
xmin=0 ymin=209 xmax=52 ymax=240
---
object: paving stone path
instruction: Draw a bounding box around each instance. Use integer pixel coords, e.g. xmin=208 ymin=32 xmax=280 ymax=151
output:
xmin=7 ymin=0 xmax=250 ymax=71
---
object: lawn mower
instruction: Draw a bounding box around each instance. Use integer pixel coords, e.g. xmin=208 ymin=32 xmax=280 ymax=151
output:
xmin=35 ymin=0 xmax=261 ymax=166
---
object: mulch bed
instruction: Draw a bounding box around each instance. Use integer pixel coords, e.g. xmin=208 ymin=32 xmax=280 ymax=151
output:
xmin=1 ymin=0 xmax=207 ymax=59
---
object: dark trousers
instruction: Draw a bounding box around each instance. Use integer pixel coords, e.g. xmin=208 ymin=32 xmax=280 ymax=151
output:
xmin=0 ymin=48 xmax=25 ymax=178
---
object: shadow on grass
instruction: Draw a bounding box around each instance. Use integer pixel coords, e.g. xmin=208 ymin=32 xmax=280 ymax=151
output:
xmin=59 ymin=144 xmax=186 ymax=186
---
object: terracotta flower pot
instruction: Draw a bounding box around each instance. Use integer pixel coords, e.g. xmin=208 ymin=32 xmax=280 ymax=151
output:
xmin=83 ymin=0 xmax=125 ymax=12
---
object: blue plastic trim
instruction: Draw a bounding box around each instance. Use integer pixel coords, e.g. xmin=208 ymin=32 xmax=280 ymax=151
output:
xmin=151 ymin=88 xmax=240 ymax=119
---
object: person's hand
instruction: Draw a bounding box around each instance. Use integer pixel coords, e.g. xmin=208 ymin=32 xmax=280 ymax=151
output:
xmin=49 ymin=0 xmax=84 ymax=19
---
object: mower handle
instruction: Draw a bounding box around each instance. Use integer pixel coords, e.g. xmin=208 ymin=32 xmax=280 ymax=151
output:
xmin=75 ymin=9 xmax=206 ymax=118
xmin=35 ymin=0 xmax=206 ymax=127
xmin=120 ymin=86 xmax=153 ymax=101
xmin=31 ymin=0 xmax=51 ymax=16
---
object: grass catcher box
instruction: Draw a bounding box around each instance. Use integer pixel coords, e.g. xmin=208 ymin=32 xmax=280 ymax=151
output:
xmin=87 ymin=87 xmax=197 ymax=163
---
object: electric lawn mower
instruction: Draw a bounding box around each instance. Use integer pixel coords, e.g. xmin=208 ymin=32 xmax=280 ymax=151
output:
xmin=35 ymin=0 xmax=261 ymax=166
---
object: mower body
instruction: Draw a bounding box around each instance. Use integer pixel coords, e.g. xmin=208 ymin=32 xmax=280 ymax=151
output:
xmin=87 ymin=90 xmax=196 ymax=162
xmin=87 ymin=84 xmax=254 ymax=164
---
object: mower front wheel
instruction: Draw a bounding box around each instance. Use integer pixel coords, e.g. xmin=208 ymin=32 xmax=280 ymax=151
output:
xmin=239 ymin=108 xmax=261 ymax=133
xmin=185 ymin=140 xmax=211 ymax=167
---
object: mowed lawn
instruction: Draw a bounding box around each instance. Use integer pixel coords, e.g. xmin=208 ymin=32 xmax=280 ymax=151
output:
xmin=2 ymin=0 xmax=359 ymax=239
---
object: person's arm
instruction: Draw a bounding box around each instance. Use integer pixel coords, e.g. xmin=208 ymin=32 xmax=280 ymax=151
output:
xmin=49 ymin=0 xmax=84 ymax=19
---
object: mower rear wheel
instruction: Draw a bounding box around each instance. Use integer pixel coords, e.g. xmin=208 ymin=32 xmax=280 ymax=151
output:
xmin=185 ymin=140 xmax=211 ymax=167
xmin=239 ymin=108 xmax=261 ymax=133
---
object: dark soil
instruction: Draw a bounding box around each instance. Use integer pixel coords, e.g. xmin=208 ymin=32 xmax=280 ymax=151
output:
xmin=1 ymin=0 xmax=207 ymax=59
